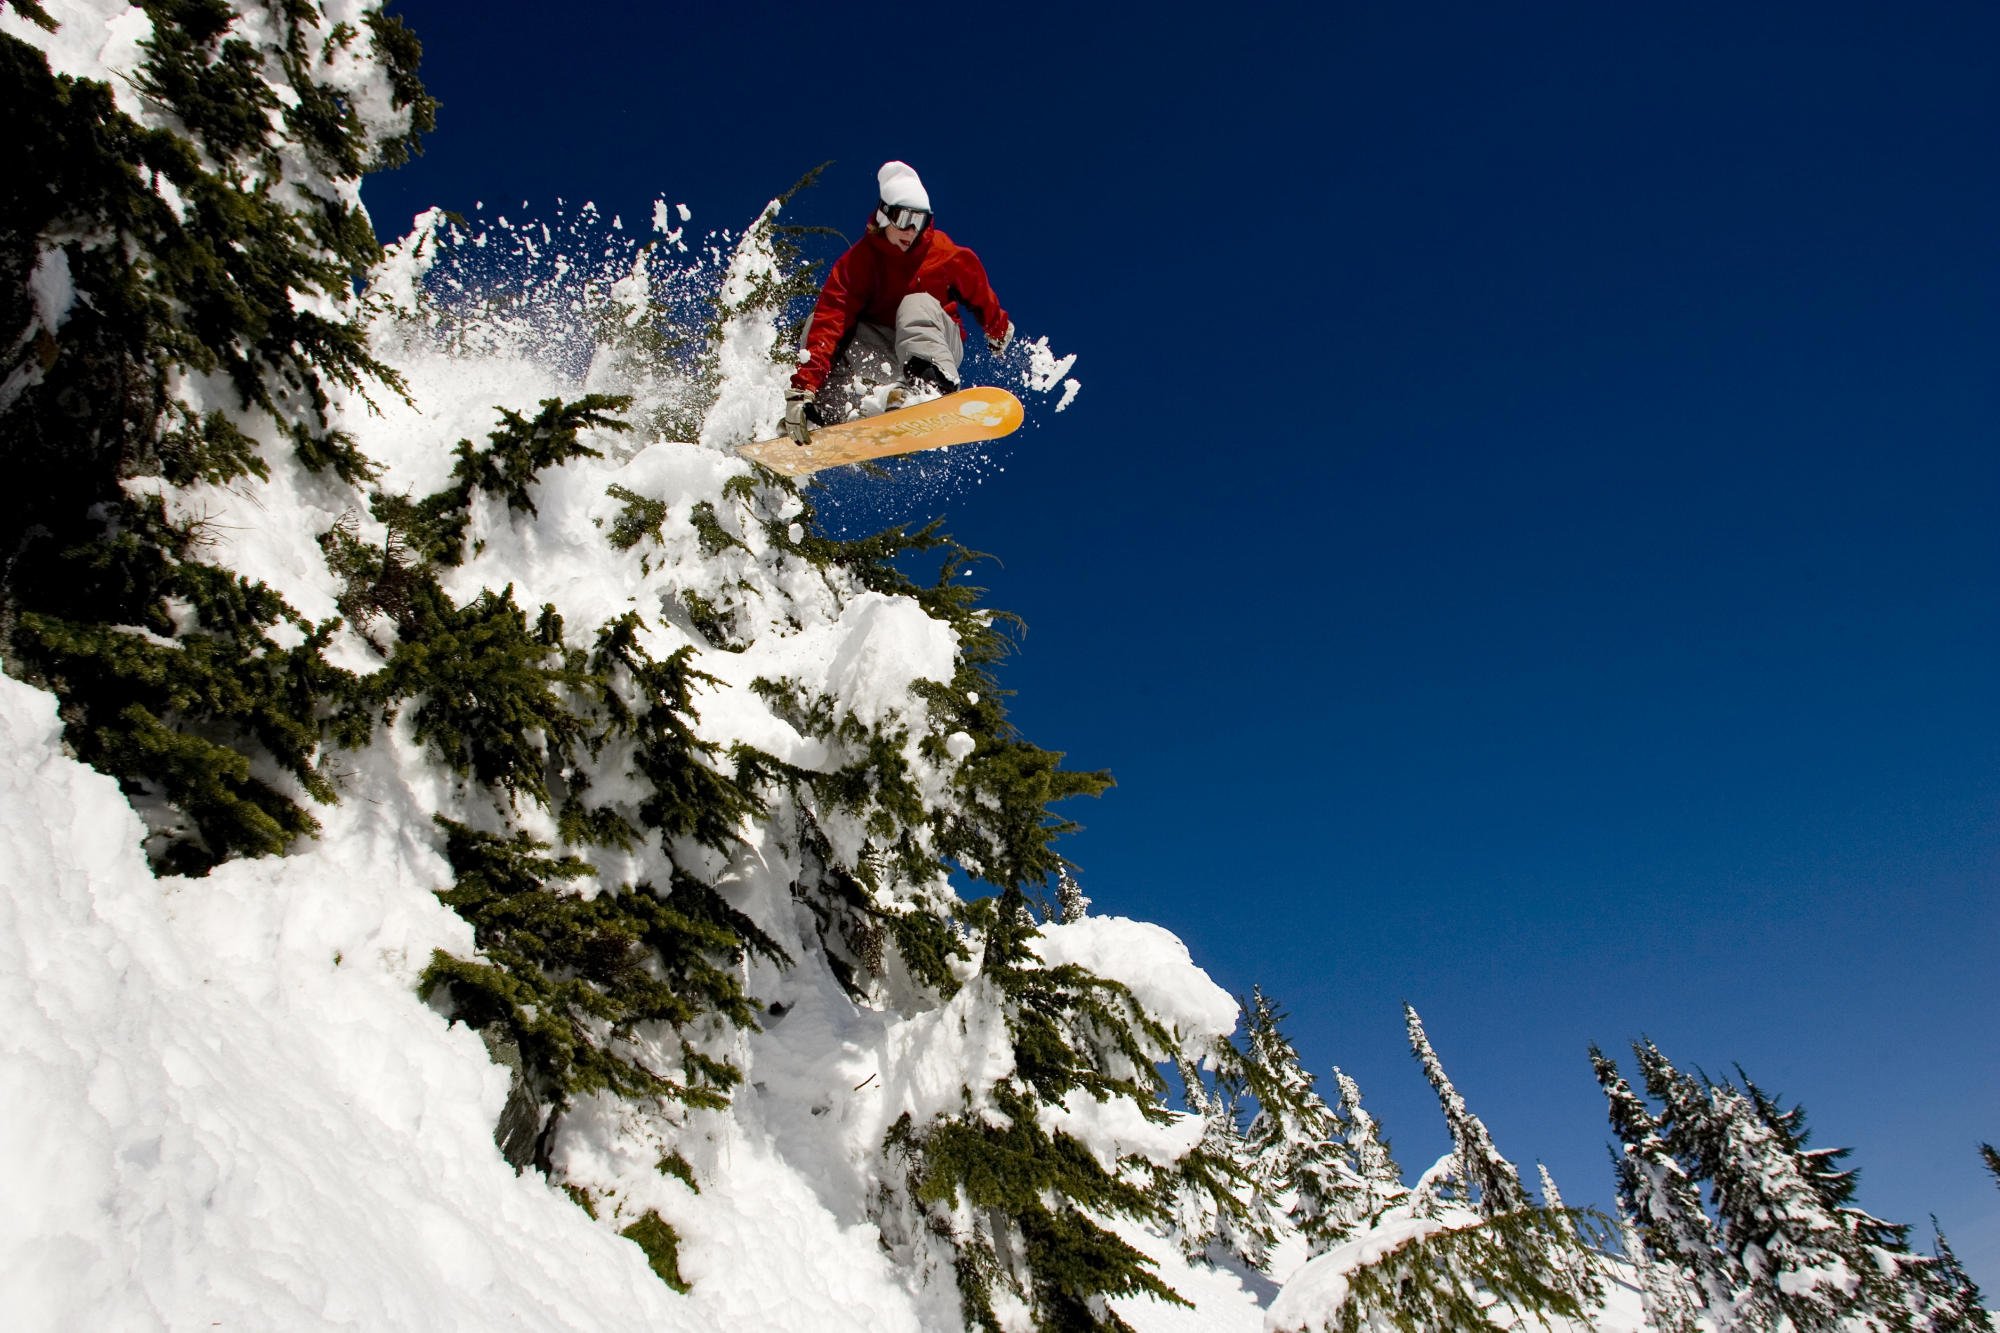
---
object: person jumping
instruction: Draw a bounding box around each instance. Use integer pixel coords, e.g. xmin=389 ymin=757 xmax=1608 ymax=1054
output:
xmin=782 ymin=161 xmax=1013 ymax=444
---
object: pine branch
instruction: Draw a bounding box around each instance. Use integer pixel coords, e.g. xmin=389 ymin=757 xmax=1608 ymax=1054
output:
xmin=1312 ymin=1207 xmax=1613 ymax=1333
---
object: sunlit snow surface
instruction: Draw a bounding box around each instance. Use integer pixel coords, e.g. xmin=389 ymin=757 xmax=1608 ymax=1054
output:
xmin=0 ymin=673 xmax=695 ymax=1330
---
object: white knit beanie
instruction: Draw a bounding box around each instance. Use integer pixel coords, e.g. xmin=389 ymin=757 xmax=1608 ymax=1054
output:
xmin=877 ymin=161 xmax=931 ymax=212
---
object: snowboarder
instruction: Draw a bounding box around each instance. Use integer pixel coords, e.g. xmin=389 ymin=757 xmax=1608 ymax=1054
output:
xmin=782 ymin=161 xmax=1013 ymax=444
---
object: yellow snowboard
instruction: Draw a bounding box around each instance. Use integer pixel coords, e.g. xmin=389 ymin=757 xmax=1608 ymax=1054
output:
xmin=736 ymin=387 xmax=1024 ymax=478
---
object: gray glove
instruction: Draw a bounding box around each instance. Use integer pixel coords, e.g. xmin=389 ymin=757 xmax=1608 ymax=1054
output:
xmin=783 ymin=389 xmax=814 ymax=445
xmin=987 ymin=323 xmax=1014 ymax=357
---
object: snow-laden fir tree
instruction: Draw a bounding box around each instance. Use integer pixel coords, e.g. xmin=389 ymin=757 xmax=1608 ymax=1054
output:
xmin=1265 ymin=1009 xmax=1607 ymax=1332
xmin=1155 ymin=1049 xmax=1275 ymax=1271
xmin=1593 ymin=1045 xmax=1737 ymax=1332
xmin=1239 ymin=988 xmax=1376 ymax=1257
xmin=1918 ymin=1224 xmax=1993 ymax=1333
xmin=1055 ymin=862 xmax=1091 ymax=923
xmin=3 ymin=0 xmax=433 ymax=872
xmin=1404 ymin=1003 xmax=1530 ymax=1216
xmin=1742 ymin=1072 xmax=1994 ymax=1333
xmin=1626 ymin=1040 xmax=1981 ymax=1333
xmin=1535 ymin=1161 xmax=1599 ymax=1294
xmin=1613 ymin=1189 xmax=1703 ymax=1333
xmin=1330 ymin=1065 xmax=1408 ymax=1228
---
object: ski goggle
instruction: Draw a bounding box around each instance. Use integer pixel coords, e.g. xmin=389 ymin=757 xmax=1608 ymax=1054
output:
xmin=876 ymin=203 xmax=932 ymax=232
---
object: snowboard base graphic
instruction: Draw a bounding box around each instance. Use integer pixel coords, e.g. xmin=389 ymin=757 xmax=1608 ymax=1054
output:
xmin=737 ymin=387 xmax=1024 ymax=478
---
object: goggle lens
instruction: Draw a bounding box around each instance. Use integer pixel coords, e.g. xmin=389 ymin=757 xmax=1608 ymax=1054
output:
xmin=878 ymin=204 xmax=931 ymax=231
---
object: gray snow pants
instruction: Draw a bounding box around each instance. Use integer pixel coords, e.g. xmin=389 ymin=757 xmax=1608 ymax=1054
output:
xmin=808 ymin=292 xmax=963 ymax=422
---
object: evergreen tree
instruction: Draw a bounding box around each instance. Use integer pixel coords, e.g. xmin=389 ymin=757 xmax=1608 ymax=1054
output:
xmin=1707 ymin=1077 xmax=1872 ymax=1330
xmin=1536 ymin=1161 xmax=1564 ymax=1213
xmin=1628 ymin=1041 xmax=1972 ymax=1333
xmin=416 ymin=819 xmax=787 ymax=1158
xmin=1536 ymin=1162 xmax=1601 ymax=1295
xmin=1331 ymin=1066 xmax=1408 ymax=1228
xmin=1614 ymin=1186 xmax=1705 ymax=1333
xmin=1055 ymin=863 xmax=1090 ymax=923
xmin=1240 ymin=987 xmax=1368 ymax=1257
xmin=1983 ymin=1143 xmax=2000 ymax=1192
xmin=3 ymin=0 xmax=432 ymax=870
xmin=1593 ymin=1045 xmax=1738 ymax=1331
xmin=1918 ymin=1223 xmax=1993 ymax=1333
xmin=1310 ymin=1206 xmax=1611 ymax=1333
xmin=1299 ymin=1008 xmax=1608 ymax=1332
xmin=879 ymin=886 xmax=1190 ymax=1332
xmin=1156 ymin=1049 xmax=1274 ymax=1271
xmin=1743 ymin=1072 xmax=1947 ymax=1330
xmin=1404 ymin=1003 xmax=1530 ymax=1216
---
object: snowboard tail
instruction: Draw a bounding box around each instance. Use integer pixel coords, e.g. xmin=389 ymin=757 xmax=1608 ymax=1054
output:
xmin=737 ymin=387 xmax=1024 ymax=478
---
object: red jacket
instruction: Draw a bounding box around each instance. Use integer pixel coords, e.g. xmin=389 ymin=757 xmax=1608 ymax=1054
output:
xmin=791 ymin=221 xmax=1010 ymax=394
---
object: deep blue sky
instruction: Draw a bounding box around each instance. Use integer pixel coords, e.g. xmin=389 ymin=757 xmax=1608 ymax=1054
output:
xmin=365 ymin=0 xmax=1999 ymax=1288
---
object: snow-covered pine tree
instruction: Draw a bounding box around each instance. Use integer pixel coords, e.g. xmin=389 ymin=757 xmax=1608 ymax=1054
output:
xmin=1983 ymin=1143 xmax=2000 ymax=1192
xmin=1708 ymin=1075 xmax=1879 ymax=1331
xmin=1404 ymin=1003 xmax=1530 ymax=1216
xmin=687 ymin=165 xmax=833 ymax=448
xmin=1918 ymin=1223 xmax=1994 ymax=1333
xmin=1536 ymin=1160 xmax=1584 ymax=1280
xmin=3 ymin=0 xmax=434 ymax=872
xmin=1156 ymin=1048 xmax=1275 ymax=1271
xmin=1630 ymin=1041 xmax=1979 ymax=1333
xmin=1614 ymin=1187 xmax=1704 ymax=1333
xmin=1593 ymin=1044 xmax=1738 ymax=1332
xmin=878 ymin=886 xmax=1195 ymax=1332
xmin=1536 ymin=1161 xmax=1564 ymax=1213
xmin=1239 ymin=987 xmax=1370 ymax=1257
xmin=1271 ymin=1010 xmax=1605 ymax=1332
xmin=1331 ymin=1065 xmax=1408 ymax=1227
xmin=1741 ymin=1072 xmax=1972 ymax=1333
xmin=1055 ymin=862 xmax=1091 ymax=923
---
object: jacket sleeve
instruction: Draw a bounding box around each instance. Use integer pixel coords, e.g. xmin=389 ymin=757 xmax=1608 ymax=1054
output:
xmin=949 ymin=246 xmax=1010 ymax=344
xmin=792 ymin=243 xmax=871 ymax=394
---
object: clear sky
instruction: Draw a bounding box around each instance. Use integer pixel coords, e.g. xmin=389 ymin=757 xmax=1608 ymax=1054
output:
xmin=363 ymin=0 xmax=1999 ymax=1289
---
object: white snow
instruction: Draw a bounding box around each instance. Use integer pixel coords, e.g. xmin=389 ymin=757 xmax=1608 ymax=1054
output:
xmin=698 ymin=203 xmax=794 ymax=448
xmin=0 ymin=674 xmax=692 ymax=1331
xmin=2 ymin=1 xmax=154 ymax=110
xmin=1267 ymin=1211 xmax=1472 ymax=1331
xmin=1032 ymin=914 xmax=1239 ymax=1046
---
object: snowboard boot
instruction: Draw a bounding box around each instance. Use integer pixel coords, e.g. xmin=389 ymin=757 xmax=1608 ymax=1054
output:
xmin=901 ymin=356 xmax=957 ymax=401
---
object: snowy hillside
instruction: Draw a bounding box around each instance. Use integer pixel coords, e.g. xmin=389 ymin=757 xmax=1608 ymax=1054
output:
xmin=2 ymin=4 xmax=1988 ymax=1331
